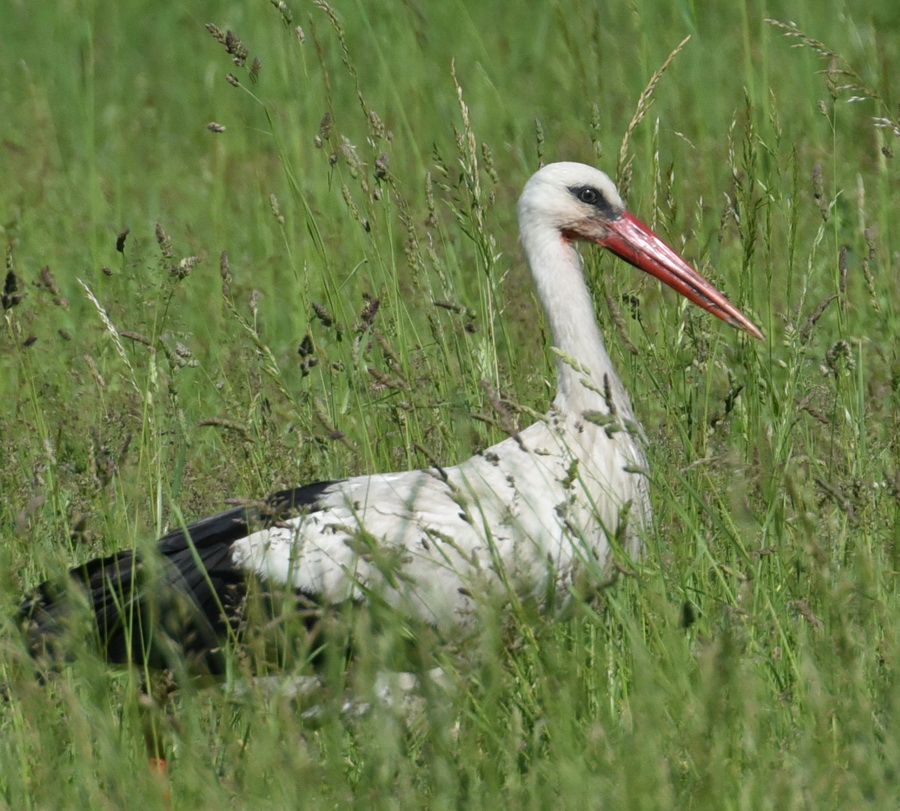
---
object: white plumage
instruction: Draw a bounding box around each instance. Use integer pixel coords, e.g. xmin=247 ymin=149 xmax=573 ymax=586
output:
xmin=234 ymin=413 xmax=648 ymax=631
xmin=231 ymin=162 xmax=759 ymax=632
xmin=21 ymin=162 xmax=762 ymax=666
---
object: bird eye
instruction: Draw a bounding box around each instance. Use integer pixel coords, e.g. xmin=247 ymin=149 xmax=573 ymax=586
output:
xmin=577 ymin=187 xmax=600 ymax=205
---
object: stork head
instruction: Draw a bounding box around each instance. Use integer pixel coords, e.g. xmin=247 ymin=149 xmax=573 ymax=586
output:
xmin=518 ymin=162 xmax=764 ymax=340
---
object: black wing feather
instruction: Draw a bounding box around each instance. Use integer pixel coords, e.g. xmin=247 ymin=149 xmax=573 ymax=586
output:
xmin=18 ymin=481 xmax=336 ymax=672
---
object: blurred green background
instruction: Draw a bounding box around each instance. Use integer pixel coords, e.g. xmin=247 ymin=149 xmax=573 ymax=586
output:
xmin=1 ymin=0 xmax=898 ymax=807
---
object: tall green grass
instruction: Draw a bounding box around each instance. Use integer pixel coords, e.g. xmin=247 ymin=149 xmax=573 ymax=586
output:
xmin=1 ymin=0 xmax=898 ymax=807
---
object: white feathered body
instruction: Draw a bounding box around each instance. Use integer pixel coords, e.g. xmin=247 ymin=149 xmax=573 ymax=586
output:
xmin=231 ymin=162 xmax=658 ymax=632
xmin=233 ymin=403 xmax=649 ymax=631
xmin=28 ymin=162 xmax=750 ymax=668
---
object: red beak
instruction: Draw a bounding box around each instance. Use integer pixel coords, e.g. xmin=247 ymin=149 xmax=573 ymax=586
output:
xmin=595 ymin=211 xmax=764 ymax=340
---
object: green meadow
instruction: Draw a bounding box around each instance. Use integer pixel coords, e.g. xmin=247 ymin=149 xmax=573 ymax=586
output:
xmin=1 ymin=0 xmax=898 ymax=806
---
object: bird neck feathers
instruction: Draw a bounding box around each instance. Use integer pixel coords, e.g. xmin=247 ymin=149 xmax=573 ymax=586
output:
xmin=521 ymin=224 xmax=630 ymax=418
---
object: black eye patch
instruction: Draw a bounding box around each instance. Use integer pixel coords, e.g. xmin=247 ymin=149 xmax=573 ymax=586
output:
xmin=568 ymin=185 xmax=618 ymax=219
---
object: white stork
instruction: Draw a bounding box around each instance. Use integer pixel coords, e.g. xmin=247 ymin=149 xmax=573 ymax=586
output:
xmin=20 ymin=162 xmax=762 ymax=672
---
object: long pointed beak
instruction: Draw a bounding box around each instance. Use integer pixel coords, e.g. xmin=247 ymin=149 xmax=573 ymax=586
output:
xmin=595 ymin=211 xmax=764 ymax=340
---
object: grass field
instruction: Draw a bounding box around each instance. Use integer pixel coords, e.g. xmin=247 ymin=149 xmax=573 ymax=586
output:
xmin=1 ymin=0 xmax=899 ymax=807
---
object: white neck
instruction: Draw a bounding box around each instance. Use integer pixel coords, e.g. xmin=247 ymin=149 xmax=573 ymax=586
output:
xmin=521 ymin=223 xmax=631 ymax=418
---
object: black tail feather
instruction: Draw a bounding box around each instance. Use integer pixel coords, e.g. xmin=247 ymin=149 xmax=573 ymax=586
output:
xmin=17 ymin=481 xmax=335 ymax=674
